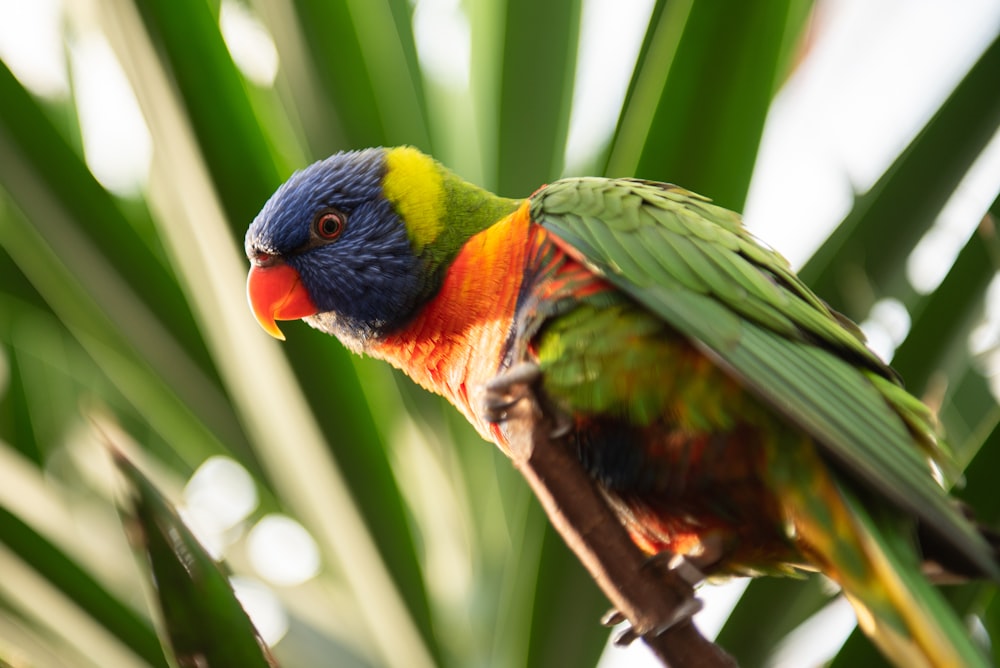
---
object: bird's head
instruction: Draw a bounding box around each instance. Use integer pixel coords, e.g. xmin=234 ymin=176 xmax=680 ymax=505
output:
xmin=245 ymin=146 xmax=519 ymax=348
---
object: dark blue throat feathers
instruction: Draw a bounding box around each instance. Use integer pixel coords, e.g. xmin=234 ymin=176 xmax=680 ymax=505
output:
xmin=246 ymin=148 xmax=426 ymax=340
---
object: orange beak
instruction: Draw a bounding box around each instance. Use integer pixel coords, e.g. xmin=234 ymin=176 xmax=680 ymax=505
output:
xmin=247 ymin=263 xmax=318 ymax=340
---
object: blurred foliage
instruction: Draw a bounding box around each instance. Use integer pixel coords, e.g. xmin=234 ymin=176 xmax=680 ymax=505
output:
xmin=0 ymin=1 xmax=997 ymax=667
xmin=112 ymin=444 xmax=277 ymax=667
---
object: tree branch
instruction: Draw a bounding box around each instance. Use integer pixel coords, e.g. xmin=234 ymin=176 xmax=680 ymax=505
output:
xmin=502 ymin=395 xmax=737 ymax=667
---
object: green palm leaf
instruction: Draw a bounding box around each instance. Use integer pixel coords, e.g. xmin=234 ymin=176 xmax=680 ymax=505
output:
xmin=0 ymin=3 xmax=996 ymax=666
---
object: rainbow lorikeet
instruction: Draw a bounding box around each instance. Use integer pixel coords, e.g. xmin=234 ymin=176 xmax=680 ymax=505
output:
xmin=245 ymin=146 xmax=997 ymax=666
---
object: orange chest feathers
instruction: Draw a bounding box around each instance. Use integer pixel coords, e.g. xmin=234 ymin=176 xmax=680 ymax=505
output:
xmin=369 ymin=201 xmax=540 ymax=440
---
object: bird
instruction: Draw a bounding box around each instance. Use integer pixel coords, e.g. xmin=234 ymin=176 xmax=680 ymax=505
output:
xmin=245 ymin=146 xmax=997 ymax=667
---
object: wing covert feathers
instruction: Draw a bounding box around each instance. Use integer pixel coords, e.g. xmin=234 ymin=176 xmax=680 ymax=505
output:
xmin=531 ymin=177 xmax=998 ymax=579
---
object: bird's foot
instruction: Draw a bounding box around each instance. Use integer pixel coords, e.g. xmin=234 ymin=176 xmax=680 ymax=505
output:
xmin=643 ymin=551 xmax=709 ymax=588
xmin=602 ymin=595 xmax=704 ymax=646
xmin=600 ymin=549 xmax=714 ymax=646
xmin=642 ymin=530 xmax=725 ymax=585
xmin=482 ymin=363 xmax=573 ymax=438
xmin=651 ymin=529 xmax=726 ymax=580
xmin=482 ymin=362 xmax=541 ymax=422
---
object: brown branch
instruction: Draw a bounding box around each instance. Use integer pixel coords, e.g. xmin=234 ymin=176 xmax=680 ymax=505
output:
xmin=502 ymin=395 xmax=737 ymax=668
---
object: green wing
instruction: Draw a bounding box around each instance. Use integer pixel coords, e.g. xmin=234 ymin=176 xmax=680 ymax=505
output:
xmin=530 ymin=176 xmax=997 ymax=578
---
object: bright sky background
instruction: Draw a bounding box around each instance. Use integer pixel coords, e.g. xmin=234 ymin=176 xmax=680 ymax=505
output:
xmin=1 ymin=0 xmax=999 ymax=665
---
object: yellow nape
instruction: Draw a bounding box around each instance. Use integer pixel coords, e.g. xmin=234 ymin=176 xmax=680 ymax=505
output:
xmin=383 ymin=146 xmax=445 ymax=252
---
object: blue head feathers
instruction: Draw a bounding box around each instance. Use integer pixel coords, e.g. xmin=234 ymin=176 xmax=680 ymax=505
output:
xmin=245 ymin=148 xmax=427 ymax=342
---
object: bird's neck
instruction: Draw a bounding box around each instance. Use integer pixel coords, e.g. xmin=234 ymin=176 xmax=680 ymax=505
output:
xmin=435 ymin=172 xmax=524 ymax=259
xmin=368 ymin=201 xmax=537 ymax=441
xmin=381 ymin=147 xmax=522 ymax=271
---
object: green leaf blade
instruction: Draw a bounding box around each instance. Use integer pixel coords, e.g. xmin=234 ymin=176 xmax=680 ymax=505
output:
xmin=113 ymin=448 xmax=277 ymax=668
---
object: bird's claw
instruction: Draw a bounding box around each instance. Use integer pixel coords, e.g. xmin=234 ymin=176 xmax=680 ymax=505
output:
xmin=607 ymin=594 xmax=704 ymax=647
xmin=482 ymin=362 xmax=573 ymax=439
xmin=601 ymin=609 xmax=627 ymax=627
xmin=482 ymin=362 xmax=541 ymax=423
xmin=643 ymin=531 xmax=724 ymax=586
xmin=643 ymin=551 xmax=708 ymax=589
xmin=601 ymin=550 xmax=710 ymax=646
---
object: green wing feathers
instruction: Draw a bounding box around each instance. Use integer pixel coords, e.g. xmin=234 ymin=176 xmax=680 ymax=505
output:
xmin=530 ymin=177 xmax=997 ymax=579
xmin=534 ymin=178 xmax=888 ymax=374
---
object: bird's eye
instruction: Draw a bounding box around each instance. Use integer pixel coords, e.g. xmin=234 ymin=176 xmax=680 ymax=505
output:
xmin=313 ymin=209 xmax=345 ymax=240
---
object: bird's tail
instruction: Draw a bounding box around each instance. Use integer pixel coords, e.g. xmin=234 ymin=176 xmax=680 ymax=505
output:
xmin=772 ymin=437 xmax=990 ymax=668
